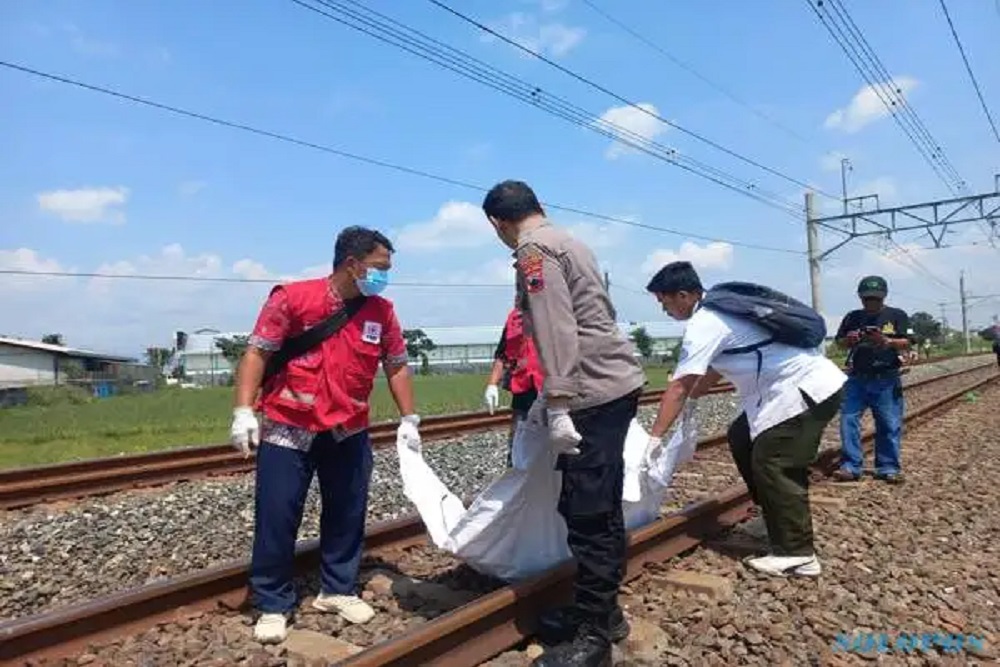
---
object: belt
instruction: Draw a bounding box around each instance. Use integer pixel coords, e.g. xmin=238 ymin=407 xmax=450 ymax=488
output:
xmin=850 ymin=369 xmax=900 ymax=380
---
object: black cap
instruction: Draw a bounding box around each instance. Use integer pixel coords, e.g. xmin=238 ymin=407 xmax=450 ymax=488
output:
xmin=857 ymin=275 xmax=888 ymax=298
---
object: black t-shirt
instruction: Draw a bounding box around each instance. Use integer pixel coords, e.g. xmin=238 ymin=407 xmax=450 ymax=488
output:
xmin=494 ymin=324 xmax=508 ymax=360
xmin=836 ymin=306 xmax=910 ymax=374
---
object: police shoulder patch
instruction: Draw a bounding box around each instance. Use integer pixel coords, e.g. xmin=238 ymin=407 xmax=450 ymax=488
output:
xmin=518 ymin=248 xmax=545 ymax=294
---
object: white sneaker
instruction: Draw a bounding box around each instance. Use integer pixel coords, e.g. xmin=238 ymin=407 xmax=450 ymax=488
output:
xmin=744 ymin=554 xmax=821 ymax=577
xmin=312 ymin=593 xmax=375 ymax=624
xmin=254 ymin=612 xmax=288 ymax=644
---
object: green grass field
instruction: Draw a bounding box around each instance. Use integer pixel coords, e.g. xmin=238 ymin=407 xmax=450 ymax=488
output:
xmin=0 ymin=367 xmax=674 ymax=469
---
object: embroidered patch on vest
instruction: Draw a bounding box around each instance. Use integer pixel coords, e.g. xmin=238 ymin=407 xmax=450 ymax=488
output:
xmin=518 ymin=252 xmax=545 ymax=294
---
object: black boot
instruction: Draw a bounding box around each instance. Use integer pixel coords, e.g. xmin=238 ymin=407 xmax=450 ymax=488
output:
xmin=531 ymin=629 xmax=611 ymax=667
xmin=536 ymin=606 xmax=629 ymax=645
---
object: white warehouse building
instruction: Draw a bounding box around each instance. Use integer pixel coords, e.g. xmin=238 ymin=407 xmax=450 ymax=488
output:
xmin=173 ymin=321 xmax=683 ymax=383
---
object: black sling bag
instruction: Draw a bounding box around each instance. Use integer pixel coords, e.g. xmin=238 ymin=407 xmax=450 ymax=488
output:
xmin=262 ymin=296 xmax=368 ymax=383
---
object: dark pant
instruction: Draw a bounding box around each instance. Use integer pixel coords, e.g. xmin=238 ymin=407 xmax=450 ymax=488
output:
xmin=250 ymin=431 xmax=373 ymax=613
xmin=556 ymin=390 xmax=639 ymax=644
xmin=727 ymin=389 xmax=843 ymax=556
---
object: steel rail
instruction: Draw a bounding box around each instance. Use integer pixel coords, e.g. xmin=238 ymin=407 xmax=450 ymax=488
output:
xmin=0 ymin=353 xmax=981 ymax=510
xmin=1 ymin=364 xmax=995 ymax=665
xmin=0 ymin=391 xmax=673 ymax=509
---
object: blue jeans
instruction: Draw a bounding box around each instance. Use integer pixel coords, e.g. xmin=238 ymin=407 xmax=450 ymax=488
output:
xmin=250 ymin=431 xmax=373 ymax=613
xmin=838 ymin=375 xmax=904 ymax=476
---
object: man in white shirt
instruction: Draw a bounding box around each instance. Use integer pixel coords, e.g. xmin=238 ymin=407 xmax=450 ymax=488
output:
xmin=644 ymin=261 xmax=846 ymax=577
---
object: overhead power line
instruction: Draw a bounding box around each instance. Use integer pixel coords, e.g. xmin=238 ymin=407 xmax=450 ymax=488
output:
xmin=578 ymin=0 xmax=830 ymax=153
xmin=0 ymin=268 xmax=515 ymax=287
xmin=936 ymin=0 xmax=1000 ymax=144
xmin=423 ymin=0 xmax=841 ymax=202
xmin=0 ymin=60 xmax=804 ymax=255
xmin=806 ymin=0 xmax=968 ymax=195
xmin=289 ymin=0 xmax=811 ymax=218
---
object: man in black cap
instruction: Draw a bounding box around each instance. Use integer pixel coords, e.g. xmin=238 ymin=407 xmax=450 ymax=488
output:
xmin=833 ymin=275 xmax=912 ymax=483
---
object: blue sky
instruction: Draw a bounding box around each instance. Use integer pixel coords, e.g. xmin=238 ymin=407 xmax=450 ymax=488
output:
xmin=1 ymin=0 xmax=998 ymax=356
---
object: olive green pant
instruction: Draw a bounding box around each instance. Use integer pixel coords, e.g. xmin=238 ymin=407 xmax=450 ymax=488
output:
xmin=727 ymin=388 xmax=844 ymax=556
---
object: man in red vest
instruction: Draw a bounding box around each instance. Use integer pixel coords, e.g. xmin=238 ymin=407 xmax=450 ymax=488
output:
xmin=484 ymin=306 xmax=545 ymax=462
xmin=230 ymin=226 xmax=420 ymax=644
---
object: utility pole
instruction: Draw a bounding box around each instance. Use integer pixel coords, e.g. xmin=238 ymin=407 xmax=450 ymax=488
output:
xmin=938 ymin=303 xmax=949 ymax=333
xmin=960 ymin=271 xmax=971 ymax=353
xmin=603 ymin=271 xmax=610 ymax=292
xmin=840 ymin=158 xmax=852 ymax=214
xmin=805 ymin=191 xmax=822 ymax=315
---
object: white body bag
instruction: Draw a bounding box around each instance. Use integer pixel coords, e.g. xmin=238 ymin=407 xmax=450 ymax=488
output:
xmin=397 ymin=402 xmax=700 ymax=582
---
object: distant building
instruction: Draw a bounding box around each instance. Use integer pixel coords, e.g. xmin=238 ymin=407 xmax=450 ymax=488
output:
xmin=0 ymin=336 xmax=142 ymax=404
xmin=174 ymin=330 xmax=243 ymax=385
xmin=172 ymin=320 xmax=683 ymax=380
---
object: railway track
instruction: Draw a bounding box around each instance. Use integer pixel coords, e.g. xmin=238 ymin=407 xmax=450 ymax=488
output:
xmin=1 ymin=361 xmax=995 ymax=666
xmin=0 ymin=390 xmax=697 ymax=510
xmin=0 ymin=354 xmax=979 ymax=510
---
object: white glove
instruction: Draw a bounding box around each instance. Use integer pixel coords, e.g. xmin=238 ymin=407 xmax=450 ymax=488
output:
xmin=398 ymin=414 xmax=421 ymax=452
xmin=484 ymin=384 xmax=500 ymax=414
xmin=642 ymin=435 xmax=664 ymax=471
xmin=547 ymin=408 xmax=582 ymax=456
xmin=230 ymin=406 xmax=260 ymax=458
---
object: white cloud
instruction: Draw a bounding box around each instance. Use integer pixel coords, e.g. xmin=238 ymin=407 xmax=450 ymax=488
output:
xmin=178 ymin=181 xmax=207 ymax=198
xmin=824 ymin=77 xmax=919 ymax=133
xmin=394 ymin=201 xmax=492 ymax=251
xmin=37 ymin=186 xmax=129 ymax=224
xmin=640 ymin=241 xmax=735 ymax=274
xmin=565 ymin=220 xmax=629 ymax=249
xmin=0 ymin=244 xmax=339 ymax=355
xmin=596 ymin=103 xmax=667 ymax=160
xmin=484 ymin=12 xmax=586 ymax=58
xmin=852 ymin=176 xmax=897 ymax=204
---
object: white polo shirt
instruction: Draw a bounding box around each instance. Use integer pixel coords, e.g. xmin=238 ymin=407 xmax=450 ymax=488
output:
xmin=673 ymin=305 xmax=846 ymax=440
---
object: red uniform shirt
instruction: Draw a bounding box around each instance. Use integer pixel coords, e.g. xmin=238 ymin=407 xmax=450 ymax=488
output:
xmin=249 ymin=278 xmax=407 ymax=449
xmin=499 ymin=308 xmax=544 ymax=395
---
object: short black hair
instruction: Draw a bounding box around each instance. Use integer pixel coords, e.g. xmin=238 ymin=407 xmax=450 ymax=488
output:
xmin=333 ymin=226 xmax=394 ymax=269
xmin=482 ymin=180 xmax=545 ymax=224
xmin=646 ymin=261 xmax=704 ymax=294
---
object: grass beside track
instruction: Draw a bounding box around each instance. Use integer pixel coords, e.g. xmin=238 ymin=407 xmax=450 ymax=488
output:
xmin=0 ymin=367 xmax=674 ymax=469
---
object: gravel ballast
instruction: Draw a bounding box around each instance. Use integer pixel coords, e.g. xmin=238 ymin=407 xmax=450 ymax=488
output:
xmin=9 ymin=366 xmax=999 ymax=666
xmin=0 ymin=355 xmax=992 ymax=623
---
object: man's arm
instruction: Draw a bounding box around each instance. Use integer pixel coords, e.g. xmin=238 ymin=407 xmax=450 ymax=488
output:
xmin=235 ymin=347 xmax=270 ymax=407
xmin=650 ymin=374 xmax=701 ymax=438
xmin=886 ymin=310 xmax=911 ymax=350
xmin=234 ymin=287 xmax=291 ymax=408
xmin=835 ymin=313 xmax=859 ymax=349
xmin=649 ymin=315 xmax=728 ymax=439
xmin=381 ymin=307 xmax=416 ymax=417
xmin=689 ymin=367 xmax=722 ymax=399
xmin=487 ymin=359 xmax=505 ymax=386
xmin=517 ymin=244 xmax=579 ymax=409
xmin=385 ymin=361 xmax=415 ymax=416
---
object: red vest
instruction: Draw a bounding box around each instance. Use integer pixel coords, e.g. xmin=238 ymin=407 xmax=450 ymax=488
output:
xmin=504 ymin=309 xmax=544 ymax=394
xmin=258 ymin=278 xmax=394 ymax=433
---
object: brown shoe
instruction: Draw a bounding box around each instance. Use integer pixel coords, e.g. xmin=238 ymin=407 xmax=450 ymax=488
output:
xmin=831 ymin=469 xmax=860 ymax=482
xmin=875 ymin=472 xmax=904 ymax=485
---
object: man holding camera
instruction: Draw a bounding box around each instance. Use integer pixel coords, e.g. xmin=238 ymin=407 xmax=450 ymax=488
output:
xmin=833 ymin=275 xmax=911 ymax=484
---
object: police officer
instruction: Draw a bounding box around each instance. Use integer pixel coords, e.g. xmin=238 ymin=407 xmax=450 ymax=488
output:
xmin=484 ymin=305 xmax=544 ymax=464
xmin=230 ymin=226 xmax=421 ymax=643
xmin=483 ymin=180 xmax=646 ymax=667
xmin=833 ymin=275 xmax=911 ymax=484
